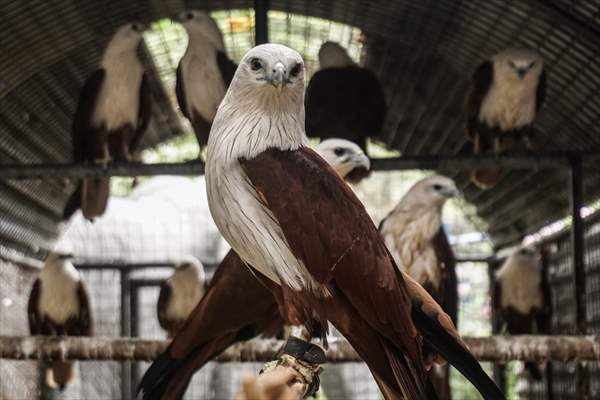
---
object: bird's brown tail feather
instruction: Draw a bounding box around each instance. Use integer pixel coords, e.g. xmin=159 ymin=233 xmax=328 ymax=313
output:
xmin=47 ymin=361 xmax=72 ymax=391
xmin=81 ymin=177 xmax=109 ymax=220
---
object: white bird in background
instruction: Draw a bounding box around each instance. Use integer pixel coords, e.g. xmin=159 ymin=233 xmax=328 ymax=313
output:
xmin=379 ymin=175 xmax=458 ymax=298
xmin=157 ymin=257 xmax=206 ymax=338
xmin=379 ymin=174 xmax=459 ymax=399
xmin=63 ymin=23 xmax=152 ymax=221
xmin=313 ymin=138 xmax=370 ymax=183
xmin=28 ymin=253 xmax=94 ymax=391
xmin=494 ymin=246 xmax=545 ymax=380
xmin=176 ymin=10 xmax=237 ymax=149
xmin=464 ymin=47 xmax=546 ymax=189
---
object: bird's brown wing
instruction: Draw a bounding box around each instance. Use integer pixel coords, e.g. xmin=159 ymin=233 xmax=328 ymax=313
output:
xmin=464 ymin=60 xmax=493 ymax=142
xmin=241 ymin=147 xmax=430 ymax=399
xmin=72 ymin=69 xmax=106 ymax=163
xmin=28 ymin=279 xmax=42 ymax=335
xmin=432 ymin=228 xmax=458 ymax=324
xmin=175 ymin=63 xmax=190 ymax=120
xmin=536 ymin=69 xmax=547 ymax=112
xmin=130 ymin=72 xmax=152 ymax=152
xmin=157 ymin=280 xmax=172 ymax=333
xmin=216 ymin=51 xmax=237 ymax=87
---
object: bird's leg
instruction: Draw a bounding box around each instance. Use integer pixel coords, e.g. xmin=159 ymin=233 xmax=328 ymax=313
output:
xmin=121 ymin=143 xmax=133 ymax=162
xmin=95 ymin=143 xmax=112 ymax=165
xmin=493 ymin=136 xmax=502 ymax=157
xmin=473 ymin=134 xmax=481 ymax=155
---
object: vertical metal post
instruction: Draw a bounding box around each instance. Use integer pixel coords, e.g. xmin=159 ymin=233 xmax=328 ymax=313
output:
xmin=130 ymin=284 xmax=140 ymax=399
xmin=569 ymin=155 xmax=588 ymax=400
xmin=254 ymin=0 xmax=269 ymax=44
xmin=540 ymin=246 xmax=554 ymax=400
xmin=120 ymin=269 xmax=132 ymax=400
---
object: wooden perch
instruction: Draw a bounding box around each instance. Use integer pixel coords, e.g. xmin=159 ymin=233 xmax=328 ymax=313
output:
xmin=1 ymin=335 xmax=600 ymax=363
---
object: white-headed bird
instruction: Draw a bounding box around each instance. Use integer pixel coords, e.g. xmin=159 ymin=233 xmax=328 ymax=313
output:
xmin=305 ymin=41 xmax=386 ymax=153
xmin=494 ymin=246 xmax=545 ymax=379
xmin=203 ymin=44 xmax=501 ymax=400
xmin=464 ymin=48 xmax=546 ymax=189
xmin=28 ymin=253 xmax=94 ymax=391
xmin=157 ymin=257 xmax=206 ymax=338
xmin=176 ymin=10 xmax=237 ymax=149
xmin=379 ymin=175 xmax=459 ymax=399
xmin=63 ymin=23 xmax=152 ymax=221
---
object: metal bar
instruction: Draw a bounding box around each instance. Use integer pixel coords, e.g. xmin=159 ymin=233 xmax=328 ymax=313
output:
xmin=569 ymin=155 xmax=589 ymax=400
xmin=254 ymin=0 xmax=269 ymax=45
xmin=0 ymin=161 xmax=205 ymax=179
xmin=120 ymin=269 xmax=132 ymax=400
xmin=3 ymin=335 xmax=600 ymax=362
xmin=488 ymin=258 xmax=506 ymax=391
xmin=130 ymin=286 xmax=140 ymax=400
xmin=4 ymin=153 xmax=600 ymax=180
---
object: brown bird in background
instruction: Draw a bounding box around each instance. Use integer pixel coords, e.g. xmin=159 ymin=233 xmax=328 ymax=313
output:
xmin=305 ymin=41 xmax=387 ymax=155
xmin=157 ymin=257 xmax=206 ymax=338
xmin=28 ymin=253 xmax=94 ymax=391
xmin=379 ymin=175 xmax=459 ymax=399
xmin=464 ymin=48 xmax=546 ymax=189
xmin=63 ymin=23 xmax=152 ymax=221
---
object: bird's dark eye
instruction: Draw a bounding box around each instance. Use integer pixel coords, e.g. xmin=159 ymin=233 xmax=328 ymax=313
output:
xmin=186 ymin=12 xmax=194 ymax=20
xmin=250 ymin=58 xmax=263 ymax=71
xmin=290 ymin=63 xmax=302 ymax=77
xmin=508 ymin=60 xmax=516 ymax=68
xmin=131 ymin=23 xmax=140 ymax=31
xmin=433 ymin=184 xmax=443 ymax=191
xmin=529 ymin=61 xmax=536 ymax=69
xmin=333 ymin=147 xmax=346 ymax=156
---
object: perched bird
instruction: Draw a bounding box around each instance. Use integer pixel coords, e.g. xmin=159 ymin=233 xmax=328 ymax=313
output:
xmin=28 ymin=253 xmax=94 ymax=391
xmin=157 ymin=257 xmax=206 ymax=338
xmin=379 ymin=175 xmax=459 ymax=400
xmin=204 ymin=44 xmax=500 ymax=399
xmin=137 ymin=138 xmax=370 ymax=400
xmin=464 ymin=47 xmax=546 ymax=189
xmin=176 ymin=10 xmax=237 ymax=148
xmin=63 ymin=23 xmax=152 ymax=221
xmin=313 ymin=138 xmax=370 ymax=183
xmin=305 ymin=41 xmax=387 ymax=153
xmin=494 ymin=246 xmax=545 ymax=380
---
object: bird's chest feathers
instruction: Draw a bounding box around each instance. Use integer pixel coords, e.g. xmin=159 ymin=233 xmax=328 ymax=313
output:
xmin=498 ymin=263 xmax=542 ymax=314
xmin=166 ymin=273 xmax=204 ymax=319
xmin=181 ymin=46 xmax=226 ymax=122
xmin=93 ymin=58 xmax=143 ymax=130
xmin=38 ymin=269 xmax=80 ymax=324
xmin=383 ymin=210 xmax=441 ymax=288
xmin=479 ymin=76 xmax=537 ymax=131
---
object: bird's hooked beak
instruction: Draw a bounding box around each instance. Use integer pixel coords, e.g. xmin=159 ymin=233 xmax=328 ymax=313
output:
xmin=131 ymin=23 xmax=147 ymax=33
xmin=268 ymin=62 xmax=287 ymax=91
xmin=441 ymin=187 xmax=459 ymax=198
xmin=516 ymin=67 xmax=528 ymax=79
xmin=350 ymin=152 xmax=371 ymax=171
xmin=58 ymin=253 xmax=74 ymax=260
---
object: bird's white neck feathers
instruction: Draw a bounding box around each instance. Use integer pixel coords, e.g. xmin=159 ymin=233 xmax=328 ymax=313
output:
xmin=496 ymin=253 xmax=542 ymax=314
xmin=208 ymin=64 xmax=307 ymax=163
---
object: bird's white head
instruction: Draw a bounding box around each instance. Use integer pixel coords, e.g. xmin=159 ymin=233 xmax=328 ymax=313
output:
xmin=224 ymin=43 xmax=305 ymax=111
xmin=174 ymin=256 xmax=205 ymax=278
xmin=493 ymin=47 xmax=544 ymax=83
xmin=103 ymin=23 xmax=145 ymax=59
xmin=177 ymin=10 xmax=225 ymax=51
xmin=314 ymin=138 xmax=370 ymax=181
xmin=401 ymin=175 xmax=459 ymax=209
xmin=510 ymin=245 xmax=540 ymax=265
xmin=318 ymin=41 xmax=355 ymax=69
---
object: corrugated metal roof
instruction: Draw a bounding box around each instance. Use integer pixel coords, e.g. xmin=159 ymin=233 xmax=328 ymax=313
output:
xmin=1 ymin=0 xmax=599 ymax=257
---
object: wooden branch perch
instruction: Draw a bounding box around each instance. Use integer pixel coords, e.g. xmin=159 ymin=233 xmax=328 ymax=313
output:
xmin=1 ymin=335 xmax=600 ymax=363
